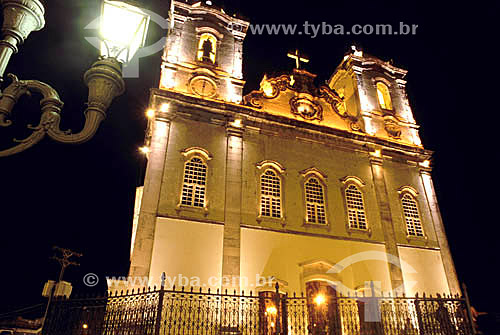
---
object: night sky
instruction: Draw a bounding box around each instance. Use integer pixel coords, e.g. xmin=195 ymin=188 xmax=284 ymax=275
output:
xmin=1 ymin=0 xmax=499 ymax=319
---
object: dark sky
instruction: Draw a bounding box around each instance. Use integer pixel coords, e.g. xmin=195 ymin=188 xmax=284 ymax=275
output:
xmin=1 ymin=0 xmax=499 ymax=316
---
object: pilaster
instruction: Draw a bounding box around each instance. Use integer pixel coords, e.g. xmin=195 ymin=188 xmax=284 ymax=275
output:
xmin=221 ymin=120 xmax=244 ymax=292
xmin=369 ymin=151 xmax=405 ymax=294
xmin=129 ymin=118 xmax=171 ymax=279
xmin=418 ymin=164 xmax=461 ymax=295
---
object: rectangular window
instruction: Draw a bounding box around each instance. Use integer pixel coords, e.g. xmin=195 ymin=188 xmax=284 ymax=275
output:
xmin=345 ymin=184 xmax=367 ymax=230
xmin=402 ymin=194 xmax=424 ymax=237
xmin=181 ymin=157 xmax=207 ymax=208
xmin=305 ymin=177 xmax=326 ymax=224
xmin=260 ymin=170 xmax=282 ymax=218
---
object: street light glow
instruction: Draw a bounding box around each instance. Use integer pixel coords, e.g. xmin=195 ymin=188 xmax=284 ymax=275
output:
xmin=139 ymin=146 xmax=150 ymax=155
xmin=100 ymin=0 xmax=150 ymax=63
xmin=146 ymin=109 xmax=155 ymax=119
xmin=314 ymin=293 xmax=326 ymax=306
xmin=266 ymin=305 xmax=277 ymax=315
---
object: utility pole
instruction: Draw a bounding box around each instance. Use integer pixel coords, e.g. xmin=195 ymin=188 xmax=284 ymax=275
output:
xmin=41 ymin=246 xmax=83 ymax=332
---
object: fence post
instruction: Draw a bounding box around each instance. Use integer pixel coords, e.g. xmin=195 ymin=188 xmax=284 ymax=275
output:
xmin=281 ymin=292 xmax=288 ymax=335
xmin=275 ymin=282 xmax=281 ymax=335
xmin=462 ymin=283 xmax=477 ymax=335
xmin=154 ymin=273 xmax=166 ymax=335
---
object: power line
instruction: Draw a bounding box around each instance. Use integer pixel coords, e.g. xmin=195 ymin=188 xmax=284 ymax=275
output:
xmin=0 ymin=303 xmax=44 ymax=319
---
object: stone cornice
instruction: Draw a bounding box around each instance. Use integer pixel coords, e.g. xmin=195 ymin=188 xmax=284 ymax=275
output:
xmin=150 ymin=88 xmax=433 ymax=162
xmin=174 ymin=1 xmax=249 ymax=29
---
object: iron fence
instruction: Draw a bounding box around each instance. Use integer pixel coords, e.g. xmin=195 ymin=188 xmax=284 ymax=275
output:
xmin=43 ymin=284 xmax=474 ymax=335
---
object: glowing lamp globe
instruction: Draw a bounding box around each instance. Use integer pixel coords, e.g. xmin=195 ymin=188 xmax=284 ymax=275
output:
xmin=100 ymin=0 xmax=150 ymax=63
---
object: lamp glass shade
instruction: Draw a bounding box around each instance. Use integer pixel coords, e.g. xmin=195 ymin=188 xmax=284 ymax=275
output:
xmin=100 ymin=0 xmax=150 ymax=63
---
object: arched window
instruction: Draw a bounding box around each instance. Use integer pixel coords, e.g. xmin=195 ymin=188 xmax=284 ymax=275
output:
xmin=260 ymin=169 xmax=282 ymax=218
xmin=401 ymin=193 xmax=424 ymax=237
xmin=376 ymin=82 xmax=393 ymax=110
xmin=181 ymin=157 xmax=208 ymax=208
xmin=197 ymin=33 xmax=217 ymax=64
xmin=305 ymin=177 xmax=326 ymax=224
xmin=345 ymin=184 xmax=367 ymax=230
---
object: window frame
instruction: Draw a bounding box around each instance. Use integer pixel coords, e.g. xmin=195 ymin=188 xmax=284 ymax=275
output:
xmin=197 ymin=33 xmax=217 ymax=64
xmin=340 ymin=176 xmax=371 ymax=235
xmin=300 ymin=168 xmax=329 ymax=227
xmin=256 ymin=161 xmax=285 ymax=225
xmin=177 ymin=147 xmax=212 ymax=213
xmin=398 ymin=187 xmax=426 ymax=239
xmin=195 ymin=27 xmax=223 ymax=65
xmin=375 ymin=81 xmax=393 ymax=111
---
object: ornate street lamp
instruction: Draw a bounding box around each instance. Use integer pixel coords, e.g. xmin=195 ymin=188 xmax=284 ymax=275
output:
xmin=0 ymin=0 xmax=150 ymax=156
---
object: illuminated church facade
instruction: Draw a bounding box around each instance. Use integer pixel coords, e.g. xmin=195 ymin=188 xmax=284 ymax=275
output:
xmin=128 ymin=0 xmax=460 ymax=298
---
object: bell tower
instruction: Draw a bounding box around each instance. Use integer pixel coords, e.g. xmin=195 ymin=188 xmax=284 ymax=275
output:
xmin=160 ymin=1 xmax=249 ymax=103
xmin=328 ymin=46 xmax=423 ymax=147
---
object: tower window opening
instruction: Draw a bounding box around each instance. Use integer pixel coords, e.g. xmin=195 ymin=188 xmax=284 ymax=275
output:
xmin=197 ymin=33 xmax=217 ymax=64
xmin=376 ymin=82 xmax=393 ymax=111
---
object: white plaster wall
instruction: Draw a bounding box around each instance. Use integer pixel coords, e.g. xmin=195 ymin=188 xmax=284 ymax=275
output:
xmin=398 ymin=246 xmax=450 ymax=296
xmin=130 ymin=186 xmax=144 ymax=260
xmin=149 ymin=217 xmax=224 ymax=290
xmin=241 ymin=228 xmax=392 ymax=295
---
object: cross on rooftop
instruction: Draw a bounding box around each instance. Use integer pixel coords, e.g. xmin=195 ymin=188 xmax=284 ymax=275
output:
xmin=287 ymin=49 xmax=310 ymax=69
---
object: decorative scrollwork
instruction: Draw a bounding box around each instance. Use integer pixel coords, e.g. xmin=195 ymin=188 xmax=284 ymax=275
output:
xmin=384 ymin=115 xmax=402 ymax=139
xmin=243 ymin=71 xmax=366 ymax=132
xmin=289 ymin=95 xmax=323 ymax=121
xmin=0 ymin=58 xmax=125 ymax=157
xmin=318 ymin=85 xmax=342 ymax=114
xmin=43 ymin=284 xmax=473 ymax=335
xmin=242 ymin=90 xmax=264 ymax=108
xmin=243 ymin=74 xmax=294 ymax=108
xmin=318 ymin=85 xmax=363 ymax=131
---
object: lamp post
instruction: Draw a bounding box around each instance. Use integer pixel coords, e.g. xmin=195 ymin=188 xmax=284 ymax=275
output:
xmin=0 ymin=0 xmax=150 ymax=156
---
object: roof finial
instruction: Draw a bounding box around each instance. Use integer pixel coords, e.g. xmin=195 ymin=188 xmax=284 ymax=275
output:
xmin=287 ymin=49 xmax=310 ymax=69
xmin=351 ymin=45 xmax=363 ymax=57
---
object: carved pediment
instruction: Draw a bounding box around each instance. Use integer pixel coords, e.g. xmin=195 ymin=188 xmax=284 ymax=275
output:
xmin=243 ymin=68 xmax=363 ymax=133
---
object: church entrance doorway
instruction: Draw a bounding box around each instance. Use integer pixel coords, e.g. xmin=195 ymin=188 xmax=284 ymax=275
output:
xmin=306 ymin=281 xmax=342 ymax=335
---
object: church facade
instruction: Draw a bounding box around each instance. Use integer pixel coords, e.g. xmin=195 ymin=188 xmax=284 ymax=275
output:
xmin=128 ymin=0 xmax=460 ymax=299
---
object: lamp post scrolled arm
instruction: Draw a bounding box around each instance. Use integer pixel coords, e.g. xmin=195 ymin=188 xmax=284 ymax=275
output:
xmin=0 ymin=0 xmax=150 ymax=157
xmin=0 ymin=73 xmax=63 ymax=156
xmin=47 ymin=58 xmax=125 ymax=144
xmin=0 ymin=58 xmax=125 ymax=156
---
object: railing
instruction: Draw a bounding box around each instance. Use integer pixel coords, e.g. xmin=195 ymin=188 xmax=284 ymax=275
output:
xmin=43 ymin=284 xmax=474 ymax=335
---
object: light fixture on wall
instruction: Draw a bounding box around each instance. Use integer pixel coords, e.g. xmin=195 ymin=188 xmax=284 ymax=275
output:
xmin=0 ymin=0 xmax=150 ymax=156
xmin=265 ymin=305 xmax=277 ymax=315
xmin=314 ymin=293 xmax=326 ymax=306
